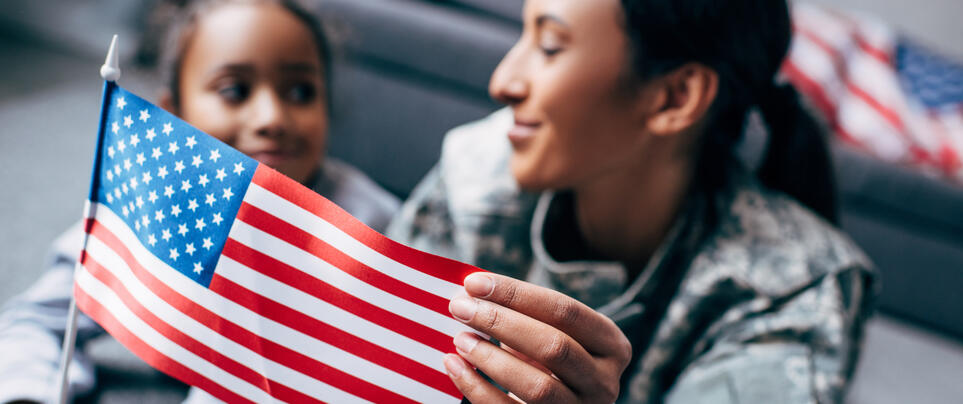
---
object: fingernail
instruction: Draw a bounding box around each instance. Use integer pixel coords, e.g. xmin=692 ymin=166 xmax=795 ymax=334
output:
xmin=449 ymin=297 xmax=477 ymax=322
xmin=464 ymin=273 xmax=494 ymax=298
xmin=443 ymin=354 xmax=467 ymax=379
xmin=453 ymin=332 xmax=480 ymax=355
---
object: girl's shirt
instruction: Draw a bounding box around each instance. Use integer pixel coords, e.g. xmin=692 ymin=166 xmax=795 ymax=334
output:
xmin=387 ymin=108 xmax=878 ymax=404
xmin=0 ymin=158 xmax=399 ymax=403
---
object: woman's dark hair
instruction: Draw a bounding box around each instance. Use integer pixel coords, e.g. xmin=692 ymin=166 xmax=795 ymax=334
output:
xmin=150 ymin=0 xmax=333 ymax=113
xmin=620 ymin=0 xmax=838 ymax=224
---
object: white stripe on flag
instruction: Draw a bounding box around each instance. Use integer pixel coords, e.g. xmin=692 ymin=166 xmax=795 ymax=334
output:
xmin=83 ymin=235 xmax=366 ymax=403
xmin=243 ymin=183 xmax=463 ymax=299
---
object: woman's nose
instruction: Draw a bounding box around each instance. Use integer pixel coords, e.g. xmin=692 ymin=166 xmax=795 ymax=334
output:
xmin=489 ymin=43 xmax=529 ymax=106
xmin=250 ymin=87 xmax=288 ymax=138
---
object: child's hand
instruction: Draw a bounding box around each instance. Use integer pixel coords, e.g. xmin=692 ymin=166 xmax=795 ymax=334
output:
xmin=444 ymin=273 xmax=632 ymax=403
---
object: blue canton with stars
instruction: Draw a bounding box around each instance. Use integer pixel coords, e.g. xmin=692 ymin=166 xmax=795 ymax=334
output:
xmin=94 ymin=85 xmax=256 ymax=286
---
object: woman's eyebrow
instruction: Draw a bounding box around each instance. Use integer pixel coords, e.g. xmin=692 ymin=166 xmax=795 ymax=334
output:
xmin=536 ymin=14 xmax=569 ymax=29
xmin=208 ymin=63 xmax=255 ymax=77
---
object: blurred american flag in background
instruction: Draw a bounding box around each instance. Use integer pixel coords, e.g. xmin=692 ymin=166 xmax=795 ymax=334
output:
xmin=783 ymin=3 xmax=963 ymax=182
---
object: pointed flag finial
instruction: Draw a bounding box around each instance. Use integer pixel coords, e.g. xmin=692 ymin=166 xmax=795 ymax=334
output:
xmin=100 ymin=34 xmax=121 ymax=82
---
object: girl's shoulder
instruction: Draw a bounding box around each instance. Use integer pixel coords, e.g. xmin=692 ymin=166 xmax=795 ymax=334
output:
xmin=312 ymin=158 xmax=401 ymax=232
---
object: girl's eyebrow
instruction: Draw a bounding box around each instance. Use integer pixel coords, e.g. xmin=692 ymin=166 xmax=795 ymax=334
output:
xmin=279 ymin=63 xmax=323 ymax=73
xmin=208 ymin=63 xmax=255 ymax=77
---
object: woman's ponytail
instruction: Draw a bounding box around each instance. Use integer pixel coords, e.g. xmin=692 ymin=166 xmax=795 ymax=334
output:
xmin=757 ymin=84 xmax=839 ymax=224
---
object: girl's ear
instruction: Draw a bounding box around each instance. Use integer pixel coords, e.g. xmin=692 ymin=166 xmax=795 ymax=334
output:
xmin=159 ymin=90 xmax=176 ymax=114
xmin=644 ymin=63 xmax=718 ymax=137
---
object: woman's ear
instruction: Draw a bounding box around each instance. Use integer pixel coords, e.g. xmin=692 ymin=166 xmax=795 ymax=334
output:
xmin=645 ymin=63 xmax=718 ymax=137
xmin=159 ymin=90 xmax=177 ymax=115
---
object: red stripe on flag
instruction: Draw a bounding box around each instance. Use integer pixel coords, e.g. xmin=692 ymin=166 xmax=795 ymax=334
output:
xmin=221 ymin=238 xmax=454 ymax=353
xmin=208 ymin=272 xmax=461 ymax=399
xmin=74 ymin=285 xmax=253 ymax=404
xmin=236 ymin=202 xmax=451 ymax=317
xmin=86 ymin=220 xmax=416 ymax=404
xmin=251 ymin=165 xmax=482 ymax=286
xmin=81 ymin=255 xmax=319 ymax=403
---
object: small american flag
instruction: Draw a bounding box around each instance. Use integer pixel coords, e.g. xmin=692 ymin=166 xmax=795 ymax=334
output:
xmin=782 ymin=3 xmax=963 ymax=182
xmin=75 ymin=82 xmax=479 ymax=402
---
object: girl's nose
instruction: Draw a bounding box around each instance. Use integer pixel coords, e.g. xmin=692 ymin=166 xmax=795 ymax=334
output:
xmin=251 ymin=87 xmax=288 ymax=138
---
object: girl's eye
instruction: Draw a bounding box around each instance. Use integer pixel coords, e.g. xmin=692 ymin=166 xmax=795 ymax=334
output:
xmin=287 ymin=83 xmax=317 ymax=104
xmin=217 ymin=82 xmax=250 ymax=104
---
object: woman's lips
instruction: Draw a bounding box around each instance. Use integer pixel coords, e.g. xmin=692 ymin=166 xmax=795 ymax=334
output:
xmin=508 ymin=119 xmax=541 ymax=145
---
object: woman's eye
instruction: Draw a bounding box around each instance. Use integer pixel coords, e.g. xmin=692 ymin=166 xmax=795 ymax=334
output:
xmin=287 ymin=83 xmax=317 ymax=103
xmin=217 ymin=83 xmax=250 ymax=103
xmin=540 ymin=45 xmax=562 ymax=57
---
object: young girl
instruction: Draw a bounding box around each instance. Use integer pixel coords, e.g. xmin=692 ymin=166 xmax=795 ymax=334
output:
xmin=0 ymin=1 xmax=398 ymax=402
xmin=388 ymin=0 xmax=876 ymax=402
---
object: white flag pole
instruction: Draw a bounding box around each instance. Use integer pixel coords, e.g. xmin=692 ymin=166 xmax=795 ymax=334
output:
xmin=55 ymin=34 xmax=121 ymax=404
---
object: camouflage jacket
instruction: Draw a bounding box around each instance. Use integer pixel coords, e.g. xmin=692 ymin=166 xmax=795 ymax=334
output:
xmin=387 ymin=109 xmax=877 ymax=404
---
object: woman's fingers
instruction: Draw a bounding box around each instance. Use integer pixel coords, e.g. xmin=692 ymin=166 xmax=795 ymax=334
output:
xmin=450 ymin=333 xmax=579 ymax=404
xmin=463 ymin=272 xmax=631 ymax=360
xmin=449 ymin=295 xmax=599 ymax=394
xmin=443 ymin=354 xmax=519 ymax=404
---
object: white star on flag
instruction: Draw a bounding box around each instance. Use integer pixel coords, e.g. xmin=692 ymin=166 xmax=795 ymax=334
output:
xmin=212 ymin=212 xmax=223 ymax=225
xmin=139 ymin=109 xmax=151 ymax=122
xmin=185 ymin=243 xmax=197 ymax=256
xmin=147 ymin=234 xmax=157 ymax=246
xmin=192 ymin=155 xmax=203 ymax=168
xmin=117 ymin=97 xmax=126 ymax=110
xmin=123 ymin=159 xmax=132 ymax=171
xmin=117 ymin=139 xmax=126 ymax=153
xmin=177 ymin=223 xmax=189 ymax=236
xmin=222 ymin=187 xmax=234 ymax=200
xmin=181 ymin=179 xmax=192 ymax=193
xmin=111 ymin=122 xmax=119 ymax=134
xmin=201 ymin=237 xmax=213 ymax=250
xmin=161 ymin=228 xmax=172 ymax=241
xmin=195 ymin=218 xmax=206 ymax=231
xmin=124 ymin=115 xmax=133 ymax=128
xmin=157 ymin=165 xmax=168 ymax=179
xmin=169 ymin=248 xmax=179 ymax=261
xmin=186 ymin=136 xmax=197 ymax=149
xmin=152 ymin=147 xmax=163 ymax=160
xmin=163 ymin=185 xmax=175 ymax=198
xmin=192 ymin=262 xmax=204 ymax=274
xmin=209 ymin=149 xmax=221 ymax=163
xmin=130 ymin=133 xmax=140 ymax=147
xmin=148 ymin=191 xmax=159 ymax=204
xmin=233 ymin=162 xmax=244 ymax=175
xmin=198 ymin=174 xmax=210 ymax=187
xmin=162 ymin=122 xmax=173 ymax=135
xmin=142 ymin=172 xmax=153 ymax=185
xmin=215 ymin=168 xmax=227 ymax=181
xmin=136 ymin=153 xmax=146 ymax=166
xmin=155 ymin=209 xmax=165 ymax=223
xmin=170 ymin=204 xmax=181 ymax=217
xmin=146 ymin=128 xmax=156 ymax=141
xmin=108 ymin=146 xmax=116 ymax=158
xmin=187 ymin=199 xmax=199 ymax=212
xmin=205 ymin=193 xmax=217 ymax=206
xmin=168 ymin=141 xmax=180 ymax=155
xmin=174 ymin=161 xmax=185 ymax=174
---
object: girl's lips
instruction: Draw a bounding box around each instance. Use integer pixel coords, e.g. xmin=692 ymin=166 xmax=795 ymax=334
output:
xmin=248 ymin=150 xmax=296 ymax=167
xmin=508 ymin=120 xmax=541 ymax=145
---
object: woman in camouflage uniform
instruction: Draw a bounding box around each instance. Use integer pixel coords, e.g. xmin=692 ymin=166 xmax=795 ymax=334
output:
xmin=387 ymin=0 xmax=876 ymax=403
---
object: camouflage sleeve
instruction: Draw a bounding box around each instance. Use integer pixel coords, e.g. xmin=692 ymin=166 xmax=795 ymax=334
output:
xmin=663 ymin=265 xmax=873 ymax=404
xmin=385 ymin=165 xmax=463 ymax=261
